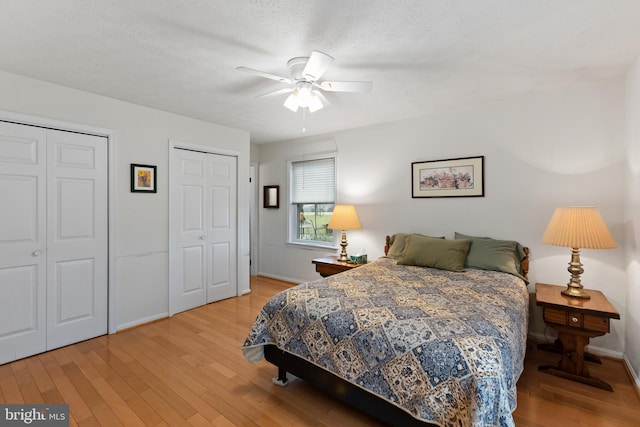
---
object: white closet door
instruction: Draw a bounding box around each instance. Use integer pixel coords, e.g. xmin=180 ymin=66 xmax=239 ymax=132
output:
xmin=0 ymin=122 xmax=108 ymax=364
xmin=172 ymin=148 xmax=208 ymax=314
xmin=46 ymin=129 xmax=108 ymax=350
xmin=171 ymin=148 xmax=237 ymax=315
xmin=206 ymin=154 xmax=236 ymax=303
xmin=0 ymin=122 xmax=47 ymax=364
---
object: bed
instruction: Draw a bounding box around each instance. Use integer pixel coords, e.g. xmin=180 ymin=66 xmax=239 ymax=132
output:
xmin=243 ymin=233 xmax=530 ymax=427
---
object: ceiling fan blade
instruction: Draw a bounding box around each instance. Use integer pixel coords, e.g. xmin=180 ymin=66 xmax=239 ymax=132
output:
xmin=256 ymin=87 xmax=294 ymax=98
xmin=236 ymin=66 xmax=293 ymax=84
xmin=302 ymin=51 xmax=334 ymax=81
xmin=320 ymin=81 xmax=373 ymax=92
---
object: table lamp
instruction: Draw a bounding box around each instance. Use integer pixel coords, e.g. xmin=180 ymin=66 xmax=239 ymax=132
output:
xmin=327 ymin=205 xmax=361 ymax=262
xmin=541 ymin=206 xmax=616 ymax=299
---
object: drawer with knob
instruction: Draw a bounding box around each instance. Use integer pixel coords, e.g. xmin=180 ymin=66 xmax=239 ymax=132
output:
xmin=543 ymin=307 xmax=610 ymax=333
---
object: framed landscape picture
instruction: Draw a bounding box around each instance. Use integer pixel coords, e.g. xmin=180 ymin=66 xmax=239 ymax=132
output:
xmin=131 ymin=164 xmax=157 ymax=193
xmin=412 ymin=156 xmax=484 ymax=198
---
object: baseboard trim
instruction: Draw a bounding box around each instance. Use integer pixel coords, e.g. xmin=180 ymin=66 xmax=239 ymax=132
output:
xmin=117 ymin=313 xmax=169 ymax=332
xmin=256 ymin=272 xmax=304 ymax=285
xmin=623 ymin=354 xmax=640 ymax=399
xmin=586 ymin=344 xmax=625 ymax=360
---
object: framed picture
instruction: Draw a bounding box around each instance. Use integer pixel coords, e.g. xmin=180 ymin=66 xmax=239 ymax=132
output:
xmin=263 ymin=185 xmax=279 ymax=208
xmin=411 ymin=156 xmax=484 ymax=198
xmin=131 ymin=164 xmax=157 ymax=193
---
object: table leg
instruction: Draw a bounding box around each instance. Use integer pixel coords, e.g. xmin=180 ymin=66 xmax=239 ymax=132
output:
xmin=537 ymin=338 xmax=602 ymax=364
xmin=538 ymin=331 xmax=613 ymax=391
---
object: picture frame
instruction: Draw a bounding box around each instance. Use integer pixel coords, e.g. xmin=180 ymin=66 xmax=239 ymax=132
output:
xmin=131 ymin=164 xmax=157 ymax=193
xmin=411 ymin=156 xmax=484 ymax=198
xmin=263 ymin=185 xmax=279 ymax=208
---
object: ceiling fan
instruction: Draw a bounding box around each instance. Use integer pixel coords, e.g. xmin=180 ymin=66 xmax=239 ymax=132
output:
xmin=236 ymin=51 xmax=372 ymax=113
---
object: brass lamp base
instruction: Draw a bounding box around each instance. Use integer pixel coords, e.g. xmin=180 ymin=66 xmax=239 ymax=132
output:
xmin=561 ymin=247 xmax=591 ymax=300
xmin=337 ymin=230 xmax=349 ymax=262
xmin=561 ymin=285 xmax=590 ymax=299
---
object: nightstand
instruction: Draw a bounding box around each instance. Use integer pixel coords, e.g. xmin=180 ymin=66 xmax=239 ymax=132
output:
xmin=312 ymin=256 xmax=366 ymax=277
xmin=535 ymin=282 xmax=620 ymax=391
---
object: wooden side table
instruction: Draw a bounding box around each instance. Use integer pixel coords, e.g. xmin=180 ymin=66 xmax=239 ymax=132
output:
xmin=312 ymin=256 xmax=366 ymax=277
xmin=535 ymin=283 xmax=620 ymax=391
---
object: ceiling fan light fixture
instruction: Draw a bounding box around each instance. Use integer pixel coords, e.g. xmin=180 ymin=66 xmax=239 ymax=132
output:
xmin=283 ymin=90 xmax=299 ymax=112
xmin=282 ymin=83 xmax=323 ymax=113
xmin=296 ymin=83 xmax=312 ymax=107
xmin=307 ymin=92 xmax=324 ymax=113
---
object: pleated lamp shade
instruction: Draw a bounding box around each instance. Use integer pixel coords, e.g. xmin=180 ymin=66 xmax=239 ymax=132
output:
xmin=542 ymin=206 xmax=616 ymax=299
xmin=328 ymin=205 xmax=361 ymax=262
xmin=328 ymin=205 xmax=362 ymax=231
xmin=542 ymin=206 xmax=616 ymax=249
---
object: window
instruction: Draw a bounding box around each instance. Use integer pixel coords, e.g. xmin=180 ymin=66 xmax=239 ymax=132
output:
xmin=289 ymin=156 xmax=335 ymax=246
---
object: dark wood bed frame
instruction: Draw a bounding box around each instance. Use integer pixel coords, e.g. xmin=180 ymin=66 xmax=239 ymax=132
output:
xmin=264 ymin=344 xmax=434 ymax=426
xmin=263 ymin=236 xmax=530 ymax=427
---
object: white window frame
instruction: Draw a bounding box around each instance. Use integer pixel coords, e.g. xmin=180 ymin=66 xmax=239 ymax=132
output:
xmin=287 ymin=152 xmax=337 ymax=248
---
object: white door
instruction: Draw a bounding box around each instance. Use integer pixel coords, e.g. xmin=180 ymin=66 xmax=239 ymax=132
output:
xmin=46 ymin=129 xmax=108 ymax=349
xmin=0 ymin=122 xmax=47 ymax=363
xmin=206 ymin=153 xmax=237 ymax=303
xmin=0 ymin=122 xmax=108 ymax=364
xmin=172 ymin=149 xmax=207 ymax=313
xmin=171 ymin=148 xmax=237 ymax=315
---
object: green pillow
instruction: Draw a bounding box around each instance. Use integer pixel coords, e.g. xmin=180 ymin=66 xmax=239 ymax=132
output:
xmin=387 ymin=233 xmax=444 ymax=258
xmin=397 ymin=235 xmax=470 ymax=272
xmin=454 ymin=232 xmax=526 ymax=279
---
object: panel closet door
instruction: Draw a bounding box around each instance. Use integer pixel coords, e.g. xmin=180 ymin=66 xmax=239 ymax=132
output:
xmin=0 ymin=122 xmax=47 ymax=364
xmin=171 ymin=148 xmax=237 ymax=315
xmin=0 ymin=121 xmax=108 ymax=364
xmin=45 ymin=129 xmax=108 ymax=350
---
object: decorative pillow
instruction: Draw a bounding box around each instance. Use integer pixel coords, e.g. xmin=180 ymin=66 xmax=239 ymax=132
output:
xmin=397 ymin=235 xmax=471 ymax=272
xmin=454 ymin=232 xmax=526 ymax=280
xmin=387 ymin=233 xmax=444 ymax=259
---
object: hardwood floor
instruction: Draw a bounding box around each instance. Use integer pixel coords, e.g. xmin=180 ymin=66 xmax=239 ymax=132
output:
xmin=1 ymin=275 xmax=638 ymax=426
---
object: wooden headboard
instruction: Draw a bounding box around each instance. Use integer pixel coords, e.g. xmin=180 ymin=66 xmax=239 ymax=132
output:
xmin=521 ymin=247 xmax=530 ymax=279
xmin=384 ymin=235 xmax=529 ymax=280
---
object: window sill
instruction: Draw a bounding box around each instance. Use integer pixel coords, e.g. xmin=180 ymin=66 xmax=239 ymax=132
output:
xmin=287 ymin=241 xmax=338 ymax=251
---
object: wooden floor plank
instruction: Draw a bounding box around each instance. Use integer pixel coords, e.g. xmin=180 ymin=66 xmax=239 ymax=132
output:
xmin=39 ymin=353 xmax=93 ymax=422
xmin=138 ymin=388 xmax=194 ymax=427
xmin=89 ymin=377 xmax=147 ymax=427
xmin=11 ymin=360 xmax=43 ymax=404
xmin=0 ymin=275 xmax=638 ymax=426
xmin=24 ymin=356 xmax=55 ymax=393
xmin=78 ymin=401 xmax=124 ymax=427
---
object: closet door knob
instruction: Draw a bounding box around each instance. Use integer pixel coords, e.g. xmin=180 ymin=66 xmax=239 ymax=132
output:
xmin=32 ymin=250 xmax=41 ymax=256
xmin=200 ymin=235 xmax=206 ymax=240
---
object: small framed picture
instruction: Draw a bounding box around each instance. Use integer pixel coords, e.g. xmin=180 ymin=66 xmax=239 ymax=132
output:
xmin=263 ymin=185 xmax=279 ymax=208
xmin=131 ymin=164 xmax=157 ymax=193
xmin=412 ymin=156 xmax=484 ymax=198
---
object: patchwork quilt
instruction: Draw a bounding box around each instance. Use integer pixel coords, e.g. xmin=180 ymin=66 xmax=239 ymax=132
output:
xmin=243 ymin=257 xmax=529 ymax=427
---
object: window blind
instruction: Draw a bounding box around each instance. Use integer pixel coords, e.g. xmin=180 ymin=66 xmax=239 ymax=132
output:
xmin=291 ymin=157 xmax=335 ymax=204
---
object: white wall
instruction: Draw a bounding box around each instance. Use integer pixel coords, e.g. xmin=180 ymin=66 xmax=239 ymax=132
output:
xmin=624 ymin=58 xmax=640 ymax=383
xmin=0 ymin=70 xmax=251 ymax=330
xmin=256 ymin=78 xmax=629 ymax=359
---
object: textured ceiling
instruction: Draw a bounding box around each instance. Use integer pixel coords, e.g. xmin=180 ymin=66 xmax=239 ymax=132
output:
xmin=1 ymin=0 xmax=640 ymax=144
